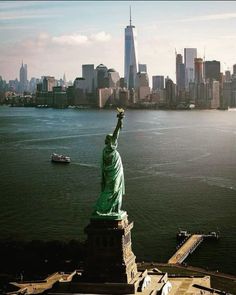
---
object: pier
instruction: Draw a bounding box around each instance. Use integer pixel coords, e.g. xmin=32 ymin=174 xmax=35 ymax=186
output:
xmin=168 ymin=230 xmax=219 ymax=264
xmin=168 ymin=234 xmax=204 ymax=264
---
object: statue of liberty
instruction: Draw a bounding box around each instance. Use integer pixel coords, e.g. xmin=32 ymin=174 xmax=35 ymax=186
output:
xmin=94 ymin=109 xmax=125 ymax=217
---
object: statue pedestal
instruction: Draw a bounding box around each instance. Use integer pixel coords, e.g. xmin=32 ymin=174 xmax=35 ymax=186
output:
xmin=49 ymin=214 xmax=152 ymax=294
xmin=83 ymin=212 xmax=138 ymax=284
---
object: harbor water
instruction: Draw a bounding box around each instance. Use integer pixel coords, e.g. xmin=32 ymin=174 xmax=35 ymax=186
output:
xmin=0 ymin=106 xmax=235 ymax=274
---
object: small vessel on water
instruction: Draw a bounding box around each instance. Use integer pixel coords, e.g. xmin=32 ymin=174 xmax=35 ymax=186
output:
xmin=51 ymin=153 xmax=71 ymax=163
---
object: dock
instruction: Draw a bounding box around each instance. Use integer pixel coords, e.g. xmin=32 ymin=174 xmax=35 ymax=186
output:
xmin=168 ymin=234 xmax=203 ymax=264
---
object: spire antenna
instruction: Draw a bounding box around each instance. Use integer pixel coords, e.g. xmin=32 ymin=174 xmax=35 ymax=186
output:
xmin=129 ymin=6 xmax=132 ymax=26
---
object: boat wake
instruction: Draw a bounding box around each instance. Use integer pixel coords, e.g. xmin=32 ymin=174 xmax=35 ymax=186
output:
xmin=199 ymin=176 xmax=236 ymax=191
xmin=7 ymin=126 xmax=200 ymax=145
xmin=71 ymin=162 xmax=98 ymax=168
xmin=128 ymin=163 xmax=236 ymax=191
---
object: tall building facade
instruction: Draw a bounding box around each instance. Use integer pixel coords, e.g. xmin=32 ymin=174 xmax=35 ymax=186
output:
xmin=176 ymin=54 xmax=185 ymax=94
xmin=82 ymin=64 xmax=95 ymax=93
xmin=194 ymin=58 xmax=204 ymax=84
xmin=107 ymin=68 xmax=120 ymax=88
xmin=124 ymin=8 xmax=138 ymax=89
xmin=152 ymin=75 xmax=164 ymax=91
xmin=42 ymin=76 xmax=56 ymax=92
xmin=19 ymin=62 xmax=28 ymax=93
xmin=135 ymin=72 xmax=150 ymax=100
xmin=184 ymin=48 xmax=197 ymax=89
xmin=204 ymin=60 xmax=221 ymax=81
xmin=74 ymin=77 xmax=86 ymax=90
xmin=138 ymin=64 xmax=147 ymax=73
xmin=210 ymin=80 xmax=220 ymax=109
xmin=233 ymin=64 xmax=236 ymax=75
xmin=166 ymin=78 xmax=176 ymax=107
xmin=95 ymin=64 xmax=108 ymax=89
xmin=225 ymin=70 xmax=231 ymax=82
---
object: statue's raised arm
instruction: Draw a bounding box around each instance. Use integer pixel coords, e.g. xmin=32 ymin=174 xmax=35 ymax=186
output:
xmin=93 ymin=109 xmax=126 ymax=218
xmin=112 ymin=108 xmax=125 ymax=142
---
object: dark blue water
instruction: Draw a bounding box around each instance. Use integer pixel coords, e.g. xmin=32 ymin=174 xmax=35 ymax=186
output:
xmin=0 ymin=106 xmax=235 ymax=274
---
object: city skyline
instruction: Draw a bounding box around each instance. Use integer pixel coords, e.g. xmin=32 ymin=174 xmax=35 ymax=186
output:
xmin=1 ymin=1 xmax=236 ymax=82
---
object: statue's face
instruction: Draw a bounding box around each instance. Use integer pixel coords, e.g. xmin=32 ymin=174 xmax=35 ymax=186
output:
xmin=105 ymin=134 xmax=112 ymax=145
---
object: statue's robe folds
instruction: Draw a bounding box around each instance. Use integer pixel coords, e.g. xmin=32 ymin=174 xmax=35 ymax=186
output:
xmin=95 ymin=140 xmax=125 ymax=215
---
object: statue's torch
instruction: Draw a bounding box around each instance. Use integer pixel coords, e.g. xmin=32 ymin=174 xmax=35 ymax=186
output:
xmin=117 ymin=108 xmax=125 ymax=129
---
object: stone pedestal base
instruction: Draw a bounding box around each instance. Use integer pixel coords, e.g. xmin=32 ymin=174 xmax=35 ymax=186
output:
xmin=83 ymin=213 xmax=138 ymax=284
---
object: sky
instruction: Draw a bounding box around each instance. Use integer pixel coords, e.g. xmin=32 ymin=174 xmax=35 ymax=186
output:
xmin=1 ymin=1 xmax=236 ymax=83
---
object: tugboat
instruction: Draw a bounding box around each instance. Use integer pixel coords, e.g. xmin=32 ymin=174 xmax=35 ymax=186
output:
xmin=51 ymin=153 xmax=71 ymax=163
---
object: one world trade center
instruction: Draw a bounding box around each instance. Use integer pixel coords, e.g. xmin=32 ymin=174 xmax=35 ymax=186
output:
xmin=124 ymin=7 xmax=138 ymax=90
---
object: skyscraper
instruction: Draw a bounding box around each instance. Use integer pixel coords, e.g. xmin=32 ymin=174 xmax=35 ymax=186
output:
xmin=124 ymin=7 xmax=138 ymax=89
xmin=107 ymin=68 xmax=120 ymax=88
xmin=184 ymin=48 xmax=197 ymax=89
xmin=233 ymin=64 xmax=236 ymax=75
xmin=204 ymin=60 xmax=221 ymax=81
xmin=138 ymin=64 xmax=147 ymax=73
xmin=194 ymin=58 xmax=204 ymax=84
xmin=19 ymin=61 xmax=27 ymax=93
xmin=152 ymin=76 xmax=164 ymax=91
xmin=166 ymin=78 xmax=176 ymax=107
xmin=135 ymin=72 xmax=150 ymax=100
xmin=42 ymin=76 xmax=56 ymax=92
xmin=225 ymin=70 xmax=231 ymax=82
xmin=95 ymin=64 xmax=108 ymax=89
xmin=176 ymin=53 xmax=185 ymax=94
xmin=82 ymin=64 xmax=95 ymax=93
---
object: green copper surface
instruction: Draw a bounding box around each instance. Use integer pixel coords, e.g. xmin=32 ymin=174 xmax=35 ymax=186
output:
xmin=93 ymin=110 xmax=125 ymax=218
xmin=91 ymin=210 xmax=127 ymax=220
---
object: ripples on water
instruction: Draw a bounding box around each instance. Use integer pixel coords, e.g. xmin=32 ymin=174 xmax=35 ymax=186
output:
xmin=0 ymin=107 xmax=235 ymax=274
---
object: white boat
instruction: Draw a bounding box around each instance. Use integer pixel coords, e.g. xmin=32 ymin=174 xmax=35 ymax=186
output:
xmin=51 ymin=153 xmax=71 ymax=163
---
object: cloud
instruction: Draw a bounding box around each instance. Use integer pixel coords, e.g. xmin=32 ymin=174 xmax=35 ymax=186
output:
xmin=52 ymin=31 xmax=111 ymax=45
xmin=10 ymin=33 xmax=51 ymax=53
xmin=143 ymin=12 xmax=236 ymax=29
xmin=219 ymin=35 xmax=236 ymax=39
xmin=0 ymin=12 xmax=61 ymax=21
xmin=52 ymin=34 xmax=88 ymax=45
xmin=90 ymin=31 xmax=111 ymax=42
xmin=0 ymin=25 xmax=31 ymax=31
xmin=179 ymin=12 xmax=236 ymax=23
xmin=0 ymin=1 xmax=35 ymax=10
xmin=0 ymin=33 xmax=123 ymax=82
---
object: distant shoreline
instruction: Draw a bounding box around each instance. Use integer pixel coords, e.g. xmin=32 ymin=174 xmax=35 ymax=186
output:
xmin=0 ymin=103 xmax=229 ymax=111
